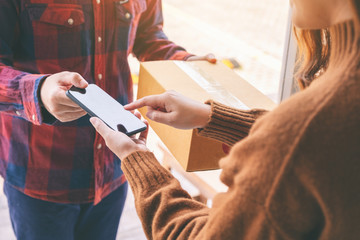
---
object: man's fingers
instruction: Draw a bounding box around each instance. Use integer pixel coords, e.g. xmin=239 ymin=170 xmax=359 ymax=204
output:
xmin=186 ymin=54 xmax=217 ymax=64
xmin=61 ymin=109 xmax=87 ymax=115
xmin=46 ymin=98 xmax=85 ymax=114
xmin=205 ymin=53 xmax=217 ymax=64
xmin=56 ymin=110 xmax=87 ymax=122
xmin=61 ymin=94 xmax=83 ymax=108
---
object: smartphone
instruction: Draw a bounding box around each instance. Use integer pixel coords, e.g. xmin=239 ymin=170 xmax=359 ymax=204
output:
xmin=66 ymin=84 xmax=147 ymax=136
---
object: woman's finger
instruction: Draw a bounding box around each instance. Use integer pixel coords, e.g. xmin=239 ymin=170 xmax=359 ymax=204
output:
xmin=146 ymin=108 xmax=173 ymax=124
xmin=90 ymin=117 xmax=112 ymax=139
xmin=124 ymin=95 xmax=164 ymax=111
xmin=138 ymin=119 xmax=149 ymax=142
xmin=134 ymin=111 xmax=142 ymax=120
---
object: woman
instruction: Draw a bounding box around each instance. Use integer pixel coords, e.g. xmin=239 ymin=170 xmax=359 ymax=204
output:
xmin=91 ymin=0 xmax=360 ymax=239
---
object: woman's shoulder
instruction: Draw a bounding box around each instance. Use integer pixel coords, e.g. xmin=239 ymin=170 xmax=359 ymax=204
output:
xmin=244 ymin=70 xmax=359 ymax=169
xmin=253 ymin=71 xmax=359 ymax=134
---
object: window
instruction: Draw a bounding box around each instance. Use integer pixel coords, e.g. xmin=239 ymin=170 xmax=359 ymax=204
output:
xmin=162 ymin=0 xmax=291 ymax=103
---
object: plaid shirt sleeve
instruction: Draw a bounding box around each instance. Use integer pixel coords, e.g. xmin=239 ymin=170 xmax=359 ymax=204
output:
xmin=133 ymin=0 xmax=193 ymax=61
xmin=0 ymin=0 xmax=46 ymax=125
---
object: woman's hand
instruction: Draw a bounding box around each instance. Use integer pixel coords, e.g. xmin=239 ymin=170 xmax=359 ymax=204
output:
xmin=124 ymin=91 xmax=211 ymax=130
xmin=90 ymin=112 xmax=149 ymax=160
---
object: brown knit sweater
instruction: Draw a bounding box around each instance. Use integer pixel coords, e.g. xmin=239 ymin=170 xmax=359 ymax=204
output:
xmin=122 ymin=71 xmax=360 ymax=239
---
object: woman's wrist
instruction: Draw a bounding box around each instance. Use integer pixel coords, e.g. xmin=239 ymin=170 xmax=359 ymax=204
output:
xmin=119 ymin=143 xmax=149 ymax=160
xmin=194 ymin=103 xmax=211 ymax=128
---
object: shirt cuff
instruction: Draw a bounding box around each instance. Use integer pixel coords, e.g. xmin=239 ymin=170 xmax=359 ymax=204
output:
xmin=169 ymin=51 xmax=194 ymax=60
xmin=37 ymin=75 xmax=57 ymax=124
xmin=19 ymin=74 xmax=49 ymax=125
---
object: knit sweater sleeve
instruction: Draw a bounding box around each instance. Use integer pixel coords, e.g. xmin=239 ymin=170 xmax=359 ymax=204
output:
xmin=198 ymin=100 xmax=268 ymax=146
xmin=122 ymin=150 xmax=284 ymax=240
xmin=121 ymin=151 xmax=210 ymax=239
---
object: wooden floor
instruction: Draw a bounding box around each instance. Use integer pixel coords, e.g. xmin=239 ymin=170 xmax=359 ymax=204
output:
xmin=0 ymin=0 xmax=288 ymax=238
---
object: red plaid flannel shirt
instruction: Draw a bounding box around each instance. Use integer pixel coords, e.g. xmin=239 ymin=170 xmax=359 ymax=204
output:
xmin=0 ymin=0 xmax=191 ymax=204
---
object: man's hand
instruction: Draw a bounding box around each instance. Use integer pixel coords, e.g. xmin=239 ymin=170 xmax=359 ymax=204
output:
xmin=40 ymin=71 xmax=88 ymax=122
xmin=187 ymin=53 xmax=217 ymax=64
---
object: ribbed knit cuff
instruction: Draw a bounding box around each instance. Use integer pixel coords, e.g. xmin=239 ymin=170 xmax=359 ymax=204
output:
xmin=198 ymin=100 xmax=268 ymax=146
xmin=122 ymin=151 xmax=174 ymax=196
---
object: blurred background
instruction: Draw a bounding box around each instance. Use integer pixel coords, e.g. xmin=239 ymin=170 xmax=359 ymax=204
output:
xmin=0 ymin=0 xmax=289 ymax=239
xmin=130 ymin=0 xmax=290 ymax=102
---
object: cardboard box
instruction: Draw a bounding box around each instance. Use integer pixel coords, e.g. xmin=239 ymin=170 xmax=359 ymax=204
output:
xmin=137 ymin=60 xmax=276 ymax=171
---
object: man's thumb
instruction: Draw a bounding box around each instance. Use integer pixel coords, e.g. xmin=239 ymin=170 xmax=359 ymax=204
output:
xmin=59 ymin=72 xmax=88 ymax=88
xmin=72 ymin=75 xmax=88 ymax=88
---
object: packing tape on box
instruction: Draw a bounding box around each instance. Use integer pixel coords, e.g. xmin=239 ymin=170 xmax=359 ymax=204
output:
xmin=175 ymin=61 xmax=250 ymax=110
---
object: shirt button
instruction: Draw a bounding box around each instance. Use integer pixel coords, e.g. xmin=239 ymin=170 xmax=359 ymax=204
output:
xmin=68 ymin=18 xmax=74 ymax=26
xmin=32 ymin=114 xmax=36 ymax=121
xmin=97 ymin=36 xmax=102 ymax=43
xmin=125 ymin=12 xmax=131 ymax=19
xmin=98 ymin=73 xmax=103 ymax=80
xmin=96 ymin=0 xmax=101 ymax=4
xmin=15 ymin=111 xmax=21 ymax=116
xmin=97 ymin=143 xmax=102 ymax=149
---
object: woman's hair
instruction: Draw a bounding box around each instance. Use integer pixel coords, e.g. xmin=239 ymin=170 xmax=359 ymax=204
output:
xmin=293 ymin=0 xmax=360 ymax=90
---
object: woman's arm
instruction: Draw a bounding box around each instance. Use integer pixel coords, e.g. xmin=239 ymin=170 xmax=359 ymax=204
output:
xmin=120 ymin=150 xmax=283 ymax=240
xmin=125 ymin=91 xmax=268 ymax=146
xmin=199 ymin=100 xmax=268 ymax=146
xmin=90 ymin=114 xmax=282 ymax=239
